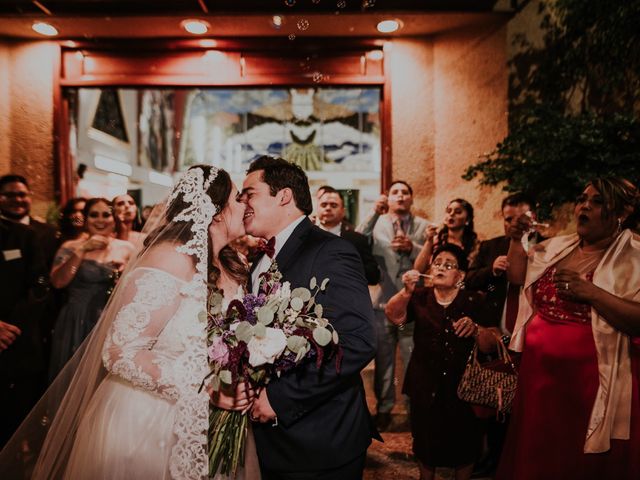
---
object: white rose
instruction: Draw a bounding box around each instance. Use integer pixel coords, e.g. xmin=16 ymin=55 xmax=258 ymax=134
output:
xmin=247 ymin=327 xmax=288 ymax=367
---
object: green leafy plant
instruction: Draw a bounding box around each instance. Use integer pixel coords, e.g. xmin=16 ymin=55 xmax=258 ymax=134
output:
xmin=463 ymin=0 xmax=640 ymax=219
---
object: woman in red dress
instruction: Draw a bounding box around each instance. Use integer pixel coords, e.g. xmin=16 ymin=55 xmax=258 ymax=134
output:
xmin=497 ymin=177 xmax=640 ymax=479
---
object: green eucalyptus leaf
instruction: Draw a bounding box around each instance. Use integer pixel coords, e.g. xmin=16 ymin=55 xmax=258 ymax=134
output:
xmin=257 ymin=306 xmax=275 ymax=325
xmin=310 ymin=277 xmax=317 ymax=289
xmin=290 ymin=297 xmax=304 ymax=311
xmin=219 ymin=370 xmax=232 ymax=385
xmin=235 ymin=321 xmax=254 ymax=343
xmin=313 ymin=326 xmax=332 ymax=347
xmin=253 ymin=323 xmax=267 ymax=338
xmin=291 ymin=287 xmax=311 ymax=302
xmin=286 ymin=335 xmax=307 ymax=354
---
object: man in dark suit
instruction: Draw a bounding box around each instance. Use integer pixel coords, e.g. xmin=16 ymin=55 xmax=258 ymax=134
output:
xmin=0 ymin=218 xmax=49 ymax=447
xmin=466 ymin=193 xmax=537 ymax=335
xmin=1 ymin=174 xmax=61 ymax=374
xmin=0 ymin=174 xmax=60 ymax=269
xmin=316 ymin=186 xmax=380 ymax=285
xmin=241 ymin=156 xmax=378 ymax=480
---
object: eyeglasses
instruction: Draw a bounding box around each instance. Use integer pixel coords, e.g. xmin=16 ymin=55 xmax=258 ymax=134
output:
xmin=0 ymin=191 xmax=30 ymax=199
xmin=431 ymin=261 xmax=458 ymax=271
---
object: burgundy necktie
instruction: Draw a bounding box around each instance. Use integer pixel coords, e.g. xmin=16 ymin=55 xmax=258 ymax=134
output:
xmin=256 ymin=236 xmax=276 ymax=258
xmin=504 ymin=283 xmax=520 ymax=334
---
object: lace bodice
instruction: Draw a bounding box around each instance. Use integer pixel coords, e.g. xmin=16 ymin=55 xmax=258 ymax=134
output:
xmin=102 ymin=267 xmax=210 ymax=479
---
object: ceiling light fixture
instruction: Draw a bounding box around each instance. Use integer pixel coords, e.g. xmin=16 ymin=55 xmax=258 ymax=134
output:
xmin=181 ymin=19 xmax=210 ymax=35
xmin=32 ymin=22 xmax=58 ymax=36
xmin=272 ymin=15 xmax=284 ymax=28
xmin=376 ymin=19 xmax=401 ymax=34
xmin=367 ymin=50 xmax=384 ymax=61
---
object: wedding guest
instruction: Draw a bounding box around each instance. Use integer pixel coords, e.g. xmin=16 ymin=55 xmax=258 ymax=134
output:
xmin=497 ymin=177 xmax=640 ymax=479
xmin=0 ymin=218 xmax=49 ymax=447
xmin=58 ymin=197 xmax=87 ymax=243
xmin=48 ymin=198 xmax=134 ymax=380
xmin=464 ymin=193 xmax=539 ymax=477
xmin=385 ymin=244 xmax=498 ymax=480
xmin=414 ymin=198 xmax=479 ymax=274
xmin=140 ymin=204 xmax=154 ymax=228
xmin=0 ymin=174 xmax=60 ymax=269
xmin=357 ymin=180 xmax=430 ymax=431
xmin=317 ymin=186 xmax=380 ymax=285
xmin=113 ymin=193 xmax=145 ymax=250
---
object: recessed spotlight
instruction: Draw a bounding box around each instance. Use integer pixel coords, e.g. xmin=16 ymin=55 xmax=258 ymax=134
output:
xmin=181 ymin=19 xmax=210 ymax=35
xmin=32 ymin=22 xmax=58 ymax=36
xmin=367 ymin=50 xmax=384 ymax=61
xmin=376 ymin=19 xmax=401 ymax=34
xmin=272 ymin=15 xmax=284 ymax=28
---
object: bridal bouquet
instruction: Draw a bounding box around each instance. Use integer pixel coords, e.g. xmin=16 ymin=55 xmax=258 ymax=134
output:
xmin=203 ymin=262 xmax=341 ymax=477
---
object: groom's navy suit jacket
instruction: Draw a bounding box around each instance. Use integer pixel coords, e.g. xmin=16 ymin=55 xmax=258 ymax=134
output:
xmin=252 ymin=217 xmax=378 ymax=473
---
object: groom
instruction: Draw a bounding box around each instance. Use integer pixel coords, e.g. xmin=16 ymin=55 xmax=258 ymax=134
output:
xmin=241 ymin=156 xmax=378 ymax=479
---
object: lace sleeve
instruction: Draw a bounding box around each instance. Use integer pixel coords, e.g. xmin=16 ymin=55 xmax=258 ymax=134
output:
xmin=102 ymin=268 xmax=186 ymax=401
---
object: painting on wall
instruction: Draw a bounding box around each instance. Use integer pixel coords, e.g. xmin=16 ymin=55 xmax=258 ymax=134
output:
xmin=178 ymin=87 xmax=381 ymax=174
xmin=137 ymin=89 xmax=175 ymax=172
xmin=91 ymin=89 xmax=129 ymax=144
xmin=177 ymin=87 xmax=381 ymax=224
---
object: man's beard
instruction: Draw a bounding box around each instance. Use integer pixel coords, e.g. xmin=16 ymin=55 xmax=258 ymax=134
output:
xmin=1 ymin=209 xmax=28 ymax=221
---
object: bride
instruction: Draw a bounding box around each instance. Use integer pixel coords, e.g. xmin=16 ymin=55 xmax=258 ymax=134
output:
xmin=0 ymin=165 xmax=260 ymax=479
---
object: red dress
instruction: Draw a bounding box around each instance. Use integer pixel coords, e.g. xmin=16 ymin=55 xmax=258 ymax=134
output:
xmin=496 ymin=267 xmax=640 ymax=479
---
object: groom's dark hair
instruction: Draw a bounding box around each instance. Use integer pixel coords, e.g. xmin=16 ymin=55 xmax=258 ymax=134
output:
xmin=247 ymin=156 xmax=313 ymax=216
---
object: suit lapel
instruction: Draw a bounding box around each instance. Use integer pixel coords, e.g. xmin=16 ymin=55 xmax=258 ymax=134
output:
xmin=275 ymin=217 xmax=313 ymax=275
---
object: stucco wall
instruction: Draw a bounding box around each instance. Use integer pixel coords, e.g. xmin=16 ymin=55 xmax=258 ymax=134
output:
xmin=0 ymin=41 xmax=58 ymax=217
xmin=0 ymin=43 xmax=10 ymax=174
xmin=388 ymin=23 xmax=508 ymax=240
xmin=432 ymin=21 xmax=509 ymax=239
xmin=389 ymin=39 xmax=436 ymax=220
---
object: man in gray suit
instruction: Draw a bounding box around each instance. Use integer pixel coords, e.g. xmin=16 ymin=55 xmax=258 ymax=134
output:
xmin=357 ymin=180 xmax=431 ymax=430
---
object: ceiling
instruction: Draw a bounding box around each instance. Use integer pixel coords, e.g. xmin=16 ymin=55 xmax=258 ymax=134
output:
xmin=0 ymin=0 xmax=522 ymax=40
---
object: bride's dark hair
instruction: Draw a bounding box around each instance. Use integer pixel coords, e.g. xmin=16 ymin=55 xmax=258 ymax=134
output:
xmin=144 ymin=165 xmax=247 ymax=286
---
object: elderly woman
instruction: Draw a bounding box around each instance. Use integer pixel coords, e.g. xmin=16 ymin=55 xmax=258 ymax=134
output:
xmin=497 ymin=177 xmax=640 ymax=479
xmin=386 ymin=244 xmax=498 ymax=480
xmin=414 ymin=198 xmax=480 ymax=274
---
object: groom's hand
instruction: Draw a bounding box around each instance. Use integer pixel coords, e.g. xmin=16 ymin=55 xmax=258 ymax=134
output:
xmin=208 ymin=382 xmax=256 ymax=412
xmin=250 ymin=389 xmax=277 ymax=423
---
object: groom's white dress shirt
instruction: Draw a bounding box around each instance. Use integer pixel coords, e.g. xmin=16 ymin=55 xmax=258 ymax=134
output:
xmin=251 ymin=215 xmax=306 ymax=294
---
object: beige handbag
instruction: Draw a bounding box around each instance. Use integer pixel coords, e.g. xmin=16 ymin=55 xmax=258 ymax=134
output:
xmin=457 ymin=334 xmax=518 ymax=416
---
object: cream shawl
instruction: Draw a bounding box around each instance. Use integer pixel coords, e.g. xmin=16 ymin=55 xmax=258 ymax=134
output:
xmin=510 ymin=229 xmax=640 ymax=453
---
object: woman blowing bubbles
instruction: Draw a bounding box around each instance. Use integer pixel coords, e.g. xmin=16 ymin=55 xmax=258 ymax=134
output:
xmin=386 ymin=244 xmax=499 ymax=480
xmin=497 ymin=177 xmax=640 ymax=480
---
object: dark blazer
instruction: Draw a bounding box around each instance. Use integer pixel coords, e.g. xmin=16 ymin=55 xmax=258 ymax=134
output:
xmin=340 ymin=225 xmax=380 ymax=285
xmin=0 ymin=219 xmax=48 ymax=378
xmin=465 ymin=235 xmax=510 ymax=323
xmin=252 ymin=217 xmax=378 ymax=473
xmin=28 ymin=217 xmax=61 ymax=269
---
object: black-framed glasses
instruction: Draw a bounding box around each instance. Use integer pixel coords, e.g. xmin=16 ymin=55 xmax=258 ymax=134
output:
xmin=432 ymin=261 xmax=458 ymax=271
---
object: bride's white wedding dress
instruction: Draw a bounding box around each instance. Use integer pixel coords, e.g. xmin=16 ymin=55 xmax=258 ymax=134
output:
xmin=63 ymin=267 xmax=260 ymax=480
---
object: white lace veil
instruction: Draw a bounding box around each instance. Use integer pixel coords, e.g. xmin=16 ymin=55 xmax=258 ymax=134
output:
xmin=0 ymin=165 xmax=222 ymax=479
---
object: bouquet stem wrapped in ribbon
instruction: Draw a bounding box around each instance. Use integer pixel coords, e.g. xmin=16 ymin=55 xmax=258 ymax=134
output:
xmin=203 ymin=262 xmax=341 ymax=477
